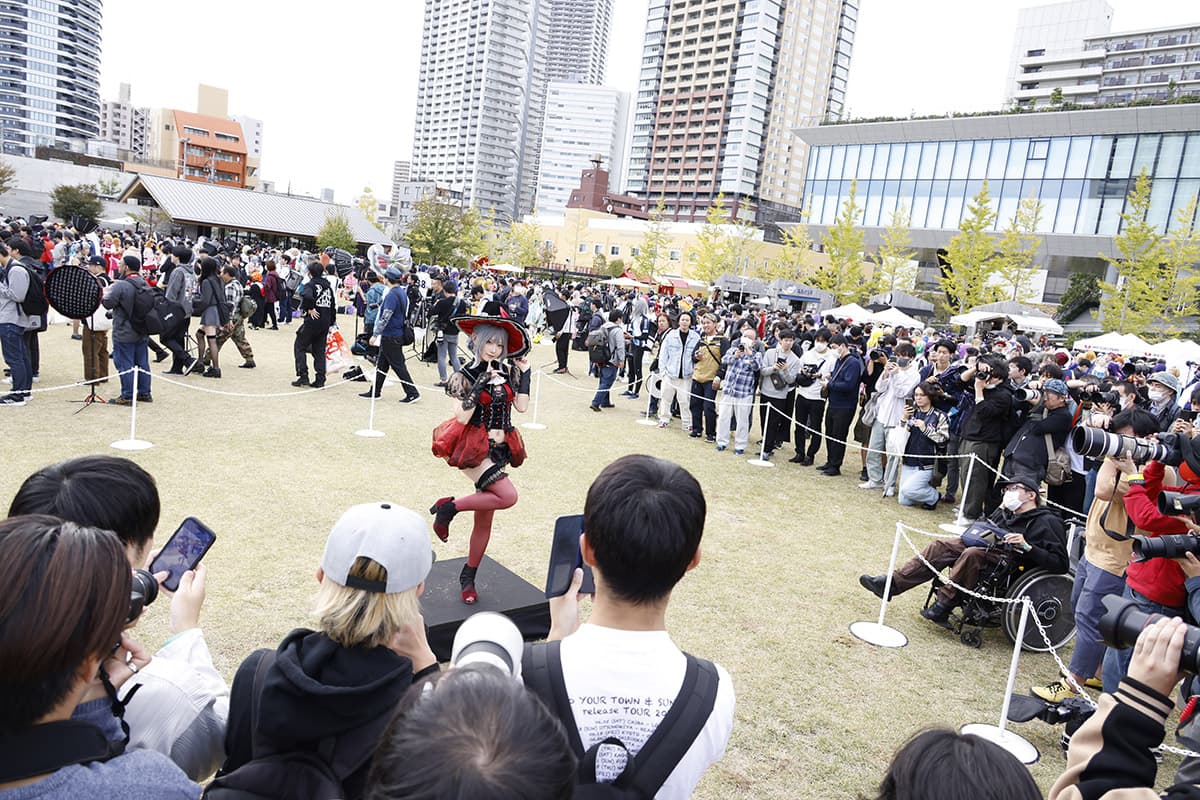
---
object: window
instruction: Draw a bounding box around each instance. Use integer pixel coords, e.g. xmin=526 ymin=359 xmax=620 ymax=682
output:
xmin=215 ymin=132 xmax=239 ymax=142
xmin=578 ymin=242 xmax=588 ymax=253
xmin=594 ymin=244 xmax=603 ymax=254
xmin=631 ymin=247 xmax=640 ymax=257
xmin=610 ymin=244 xmax=620 ymax=256
xmin=668 ymin=249 xmax=681 ymax=261
xmin=182 ymin=126 xmax=209 ymax=136
xmin=1029 ymin=139 xmax=1050 ymax=160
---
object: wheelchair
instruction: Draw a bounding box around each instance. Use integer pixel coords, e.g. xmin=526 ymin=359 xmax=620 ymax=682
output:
xmin=923 ymin=523 xmax=1079 ymax=652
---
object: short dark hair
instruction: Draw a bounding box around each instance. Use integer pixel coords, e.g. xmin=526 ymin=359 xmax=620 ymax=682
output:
xmin=0 ymin=516 xmax=130 ymax=735
xmin=895 ymin=342 xmax=916 ymax=358
xmin=172 ymin=245 xmax=193 ymax=264
xmin=199 ymin=256 xmax=220 ymax=281
xmin=8 ymin=456 xmax=161 ymax=553
xmin=584 ymin=455 xmax=704 ymax=604
xmin=830 ymin=333 xmax=848 ymax=346
xmin=914 ymin=379 xmax=944 ymax=405
xmin=814 ymin=328 xmax=831 ymax=342
xmin=308 ymin=260 xmax=325 ymax=278
xmin=777 ymin=328 xmax=795 ymax=340
xmin=1008 ymin=356 xmax=1033 ymax=375
xmin=608 ymin=309 xmax=622 ymax=323
xmin=1040 ymin=363 xmax=1065 ymax=380
xmin=1111 ymin=407 xmax=1160 ymax=438
xmin=221 ymin=265 xmax=239 ymax=279
xmin=873 ymin=728 xmax=1041 ymax=800
xmin=6 ymin=236 xmax=32 ymax=257
xmin=365 ymin=665 xmax=575 ymax=800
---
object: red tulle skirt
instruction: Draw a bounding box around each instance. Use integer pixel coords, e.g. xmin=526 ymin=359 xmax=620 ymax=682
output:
xmin=431 ymin=420 xmax=526 ymax=469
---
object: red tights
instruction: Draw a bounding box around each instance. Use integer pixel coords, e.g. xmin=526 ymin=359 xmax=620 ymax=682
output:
xmin=453 ymin=477 xmax=518 ymax=567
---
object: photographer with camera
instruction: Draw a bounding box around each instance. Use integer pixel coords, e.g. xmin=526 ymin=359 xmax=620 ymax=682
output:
xmin=1100 ymin=431 xmax=1200 ymax=692
xmin=1032 ymin=408 xmax=1163 ymax=704
xmin=0 ymin=516 xmax=199 ymax=799
xmin=1147 ymin=372 xmax=1182 ymax=433
xmin=956 ymin=353 xmax=1015 ymax=521
xmin=860 ymin=474 xmax=1068 ymax=627
xmin=788 ymin=328 xmax=833 ymax=464
xmin=1001 ymin=378 xmax=1073 ymax=488
xmin=861 ymin=342 xmax=920 ymax=496
xmin=896 ymin=381 xmax=950 ymax=510
xmin=921 ymin=340 xmax=968 ymax=505
xmin=759 ymin=328 xmax=800 ymax=458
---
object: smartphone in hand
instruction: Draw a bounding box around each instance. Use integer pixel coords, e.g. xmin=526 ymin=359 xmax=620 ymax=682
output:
xmin=149 ymin=517 xmax=217 ymax=592
xmin=545 ymin=514 xmax=596 ymax=598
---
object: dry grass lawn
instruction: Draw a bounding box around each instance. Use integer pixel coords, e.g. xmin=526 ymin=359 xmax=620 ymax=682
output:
xmin=0 ymin=317 xmax=1181 ymax=798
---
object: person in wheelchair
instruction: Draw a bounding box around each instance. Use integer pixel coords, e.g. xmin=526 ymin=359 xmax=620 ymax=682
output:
xmin=860 ymin=474 xmax=1069 ymax=628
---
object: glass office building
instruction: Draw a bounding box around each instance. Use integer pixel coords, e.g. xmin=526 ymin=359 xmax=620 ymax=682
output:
xmin=795 ymin=105 xmax=1200 ymax=301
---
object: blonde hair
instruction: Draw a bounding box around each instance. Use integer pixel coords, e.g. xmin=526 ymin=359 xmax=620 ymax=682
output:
xmin=313 ymin=557 xmax=422 ymax=648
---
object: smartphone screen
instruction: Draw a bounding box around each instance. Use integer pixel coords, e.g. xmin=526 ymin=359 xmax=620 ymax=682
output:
xmin=545 ymin=514 xmax=596 ymax=598
xmin=1182 ymin=409 xmax=1197 ymax=423
xmin=149 ymin=517 xmax=217 ymax=592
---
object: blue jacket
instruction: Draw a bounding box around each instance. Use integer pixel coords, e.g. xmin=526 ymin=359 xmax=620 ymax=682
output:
xmin=826 ymin=353 xmax=864 ymax=409
xmin=658 ymin=327 xmax=701 ymax=380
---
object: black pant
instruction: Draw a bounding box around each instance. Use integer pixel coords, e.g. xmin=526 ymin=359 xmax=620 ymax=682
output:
xmin=763 ymin=393 xmax=792 ymax=452
xmin=627 ymin=343 xmax=645 ymax=394
xmin=690 ymin=379 xmax=717 ymax=437
xmin=373 ymin=336 xmax=418 ymax=398
xmin=294 ymin=323 xmax=328 ymax=382
xmin=161 ymin=320 xmax=191 ymax=371
xmin=263 ymin=300 xmax=278 ymax=328
xmin=793 ymin=395 xmax=826 ymax=458
xmin=23 ymin=330 xmax=38 ymax=376
xmin=555 ymin=332 xmax=570 ymax=369
xmin=823 ymin=405 xmax=855 ymax=469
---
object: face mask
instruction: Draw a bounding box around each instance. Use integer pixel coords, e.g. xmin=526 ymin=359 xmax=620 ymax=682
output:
xmin=897 ymin=357 xmax=910 ymax=368
xmin=1149 ymin=389 xmax=1167 ymax=404
xmin=1001 ymin=490 xmax=1024 ymax=512
xmin=814 ymin=342 xmax=828 ymax=353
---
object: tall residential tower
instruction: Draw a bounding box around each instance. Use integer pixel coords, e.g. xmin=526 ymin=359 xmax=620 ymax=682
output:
xmin=411 ymin=0 xmax=551 ymax=220
xmin=0 ymin=0 xmax=102 ymax=155
xmin=626 ymin=0 xmax=857 ymax=229
xmin=545 ymin=0 xmax=613 ymax=83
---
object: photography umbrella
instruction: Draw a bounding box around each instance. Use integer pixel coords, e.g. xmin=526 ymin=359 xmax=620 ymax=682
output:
xmin=543 ymin=290 xmax=569 ymax=334
xmin=44 ymin=266 xmax=104 ymax=410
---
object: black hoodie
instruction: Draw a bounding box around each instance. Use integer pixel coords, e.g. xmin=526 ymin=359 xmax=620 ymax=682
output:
xmin=222 ymin=628 xmax=438 ymax=799
xmin=986 ymin=505 xmax=1069 ymax=574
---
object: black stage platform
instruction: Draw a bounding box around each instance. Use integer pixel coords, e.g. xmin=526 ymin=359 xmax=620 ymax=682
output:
xmin=421 ymin=555 xmax=551 ymax=661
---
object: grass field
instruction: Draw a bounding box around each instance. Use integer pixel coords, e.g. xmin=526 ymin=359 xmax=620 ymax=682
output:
xmin=0 ymin=317 xmax=1179 ymax=798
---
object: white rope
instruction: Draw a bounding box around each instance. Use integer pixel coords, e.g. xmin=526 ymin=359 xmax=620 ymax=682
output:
xmin=20 ymin=367 xmax=138 ymax=394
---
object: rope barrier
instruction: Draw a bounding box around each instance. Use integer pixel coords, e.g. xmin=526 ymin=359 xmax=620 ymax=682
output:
xmin=20 ymin=366 xmax=138 ymax=395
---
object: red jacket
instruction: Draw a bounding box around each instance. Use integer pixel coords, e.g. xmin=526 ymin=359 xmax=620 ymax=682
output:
xmin=1123 ymin=460 xmax=1193 ymax=607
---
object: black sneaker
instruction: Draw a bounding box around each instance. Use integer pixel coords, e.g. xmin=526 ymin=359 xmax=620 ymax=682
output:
xmin=0 ymin=393 xmax=27 ymax=406
xmin=136 ymin=394 xmax=153 ymax=403
xmin=311 ymin=379 xmax=326 ymax=388
xmin=399 ymin=395 xmax=420 ymax=404
xmin=291 ymin=376 xmax=310 ymax=387
xmin=239 ymin=361 xmax=256 ymax=369
xmin=359 ymin=391 xmax=381 ymax=398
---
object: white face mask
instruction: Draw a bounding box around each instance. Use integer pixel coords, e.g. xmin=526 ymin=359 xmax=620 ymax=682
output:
xmin=814 ymin=342 xmax=828 ymax=353
xmin=1149 ymin=389 xmax=1167 ymax=404
xmin=1001 ymin=490 xmax=1024 ymax=512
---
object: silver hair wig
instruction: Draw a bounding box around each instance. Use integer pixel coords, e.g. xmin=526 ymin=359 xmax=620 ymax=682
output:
xmin=470 ymin=323 xmax=509 ymax=362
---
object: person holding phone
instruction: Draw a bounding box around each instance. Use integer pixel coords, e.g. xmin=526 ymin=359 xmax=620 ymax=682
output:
xmin=8 ymin=456 xmax=230 ymax=781
xmin=430 ymin=306 xmax=532 ymax=604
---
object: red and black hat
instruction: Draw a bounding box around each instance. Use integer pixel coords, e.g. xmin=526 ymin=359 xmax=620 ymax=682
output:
xmin=453 ymin=301 xmax=530 ymax=359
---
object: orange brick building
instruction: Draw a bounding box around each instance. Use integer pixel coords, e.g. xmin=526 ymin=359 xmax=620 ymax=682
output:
xmin=162 ymin=110 xmax=248 ymax=187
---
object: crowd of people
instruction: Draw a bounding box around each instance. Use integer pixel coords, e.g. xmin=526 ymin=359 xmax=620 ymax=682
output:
xmin=11 ymin=215 xmax=1200 ymax=797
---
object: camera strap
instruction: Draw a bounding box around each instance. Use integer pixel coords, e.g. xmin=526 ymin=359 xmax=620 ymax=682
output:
xmin=1100 ymin=499 xmax=1136 ymax=542
xmin=0 ymin=720 xmax=123 ymax=782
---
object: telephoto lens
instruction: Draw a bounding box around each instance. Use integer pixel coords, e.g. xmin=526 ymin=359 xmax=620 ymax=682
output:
xmin=1099 ymin=594 xmax=1200 ymax=673
xmin=1071 ymin=426 xmax=1173 ymax=463
xmin=128 ymin=568 xmax=159 ymax=623
xmin=451 ymin=611 xmax=525 ymax=680
xmin=1158 ymin=491 xmax=1200 ymax=517
xmin=1014 ymin=388 xmax=1042 ymax=404
xmin=1131 ymin=533 xmax=1200 ymax=560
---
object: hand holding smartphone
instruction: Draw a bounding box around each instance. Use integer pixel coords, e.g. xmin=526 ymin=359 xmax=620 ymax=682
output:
xmin=545 ymin=514 xmax=595 ymax=598
xmin=149 ymin=517 xmax=217 ymax=592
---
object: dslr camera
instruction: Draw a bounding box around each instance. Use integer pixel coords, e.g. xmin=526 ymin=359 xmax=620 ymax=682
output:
xmin=128 ymin=568 xmax=158 ymax=624
xmin=1101 ymin=594 xmax=1200 ymax=673
xmin=975 ymin=363 xmax=992 ymax=378
xmin=1129 ymin=491 xmax=1200 ymax=559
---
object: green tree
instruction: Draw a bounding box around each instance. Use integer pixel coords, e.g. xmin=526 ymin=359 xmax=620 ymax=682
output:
xmin=405 ymin=196 xmax=463 ymax=266
xmin=635 ymin=196 xmax=671 ymax=276
xmin=1100 ymin=170 xmax=1174 ymax=333
xmin=868 ymin=204 xmax=916 ymax=294
xmin=993 ymin=196 xmax=1043 ymax=302
xmin=812 ymin=181 xmax=867 ymax=303
xmin=593 ymin=252 xmax=607 ymax=273
xmin=537 ymin=239 xmax=556 ymax=267
xmin=762 ymin=217 xmax=813 ymax=283
xmin=728 ymin=211 xmax=762 ymax=281
xmin=95 ymin=175 xmax=122 ymax=197
xmin=608 ymin=257 xmax=626 ymax=277
xmin=129 ymin=206 xmax=171 ymax=236
xmin=497 ymin=218 xmax=542 ymax=266
xmin=316 ymin=208 xmax=358 ymax=253
xmin=690 ymin=194 xmax=733 ymax=283
xmin=0 ymin=158 xmax=15 ymax=197
xmin=941 ymin=180 xmax=998 ymax=313
xmin=1162 ymin=195 xmax=1200 ymax=322
xmin=1049 ymin=87 xmax=1065 ymax=107
xmin=50 ymin=183 xmax=102 ymax=224
xmin=355 ymin=186 xmax=385 ymax=232
xmin=456 ymin=205 xmax=489 ymax=267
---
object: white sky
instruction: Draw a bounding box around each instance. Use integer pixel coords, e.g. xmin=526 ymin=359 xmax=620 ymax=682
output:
xmin=99 ymin=0 xmax=1197 ymax=204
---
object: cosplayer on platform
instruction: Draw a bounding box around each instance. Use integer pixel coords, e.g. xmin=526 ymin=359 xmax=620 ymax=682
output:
xmin=430 ymin=302 xmax=532 ymax=605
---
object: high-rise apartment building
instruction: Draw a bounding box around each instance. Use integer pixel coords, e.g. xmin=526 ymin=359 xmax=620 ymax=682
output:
xmin=412 ymin=0 xmax=551 ymax=220
xmin=1006 ymin=1 xmax=1200 ymax=108
xmin=535 ymin=83 xmax=629 ymax=215
xmin=390 ymin=159 xmax=412 ymax=212
xmin=545 ymin=0 xmax=613 ymax=83
xmin=0 ymin=0 xmax=102 ymax=155
xmin=99 ymin=83 xmax=149 ymax=161
xmin=626 ymin=0 xmax=856 ymax=228
xmin=231 ymin=114 xmax=264 ymax=189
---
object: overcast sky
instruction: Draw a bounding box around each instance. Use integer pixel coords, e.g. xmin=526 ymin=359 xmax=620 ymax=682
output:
xmin=100 ymin=0 xmax=1197 ymax=204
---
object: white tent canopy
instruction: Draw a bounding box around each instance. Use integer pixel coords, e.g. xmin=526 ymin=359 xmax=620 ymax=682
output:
xmin=487 ymin=263 xmax=525 ymax=273
xmin=949 ymin=301 xmax=1063 ymax=335
xmin=1073 ymin=332 xmax=1156 ymax=357
xmin=599 ymin=276 xmax=653 ymax=288
xmin=824 ymin=303 xmax=873 ymax=322
xmin=748 ymin=296 xmax=773 ymax=305
xmin=869 ymin=307 xmax=925 ymax=329
xmin=1151 ymin=338 xmax=1200 ymax=372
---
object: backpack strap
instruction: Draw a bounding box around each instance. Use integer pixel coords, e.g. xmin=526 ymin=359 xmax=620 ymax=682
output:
xmin=623 ymin=655 xmax=720 ymax=797
xmin=246 ymin=649 xmax=277 ymax=759
xmin=522 ymin=641 xmax=586 ymax=756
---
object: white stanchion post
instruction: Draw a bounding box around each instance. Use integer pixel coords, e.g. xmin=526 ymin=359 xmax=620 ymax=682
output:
xmin=849 ymin=522 xmax=908 ymax=648
xmin=747 ymin=400 xmax=774 ymax=467
xmin=355 ymin=377 xmax=386 ymax=438
xmin=635 ymin=378 xmax=657 ymax=426
xmin=941 ymin=453 xmax=975 ymax=534
xmin=111 ymin=366 xmax=153 ymax=451
xmin=961 ymin=598 xmax=1039 ymax=764
xmin=522 ymin=371 xmax=547 ymax=430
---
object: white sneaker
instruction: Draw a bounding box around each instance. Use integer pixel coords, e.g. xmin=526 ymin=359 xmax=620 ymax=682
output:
xmin=858 ymin=480 xmax=883 ymax=489
xmin=883 ymin=488 xmax=896 ymax=498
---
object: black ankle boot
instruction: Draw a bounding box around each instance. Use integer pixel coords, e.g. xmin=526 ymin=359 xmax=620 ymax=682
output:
xmin=430 ymin=497 xmax=457 ymax=542
xmin=459 ymin=563 xmax=478 ymax=604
